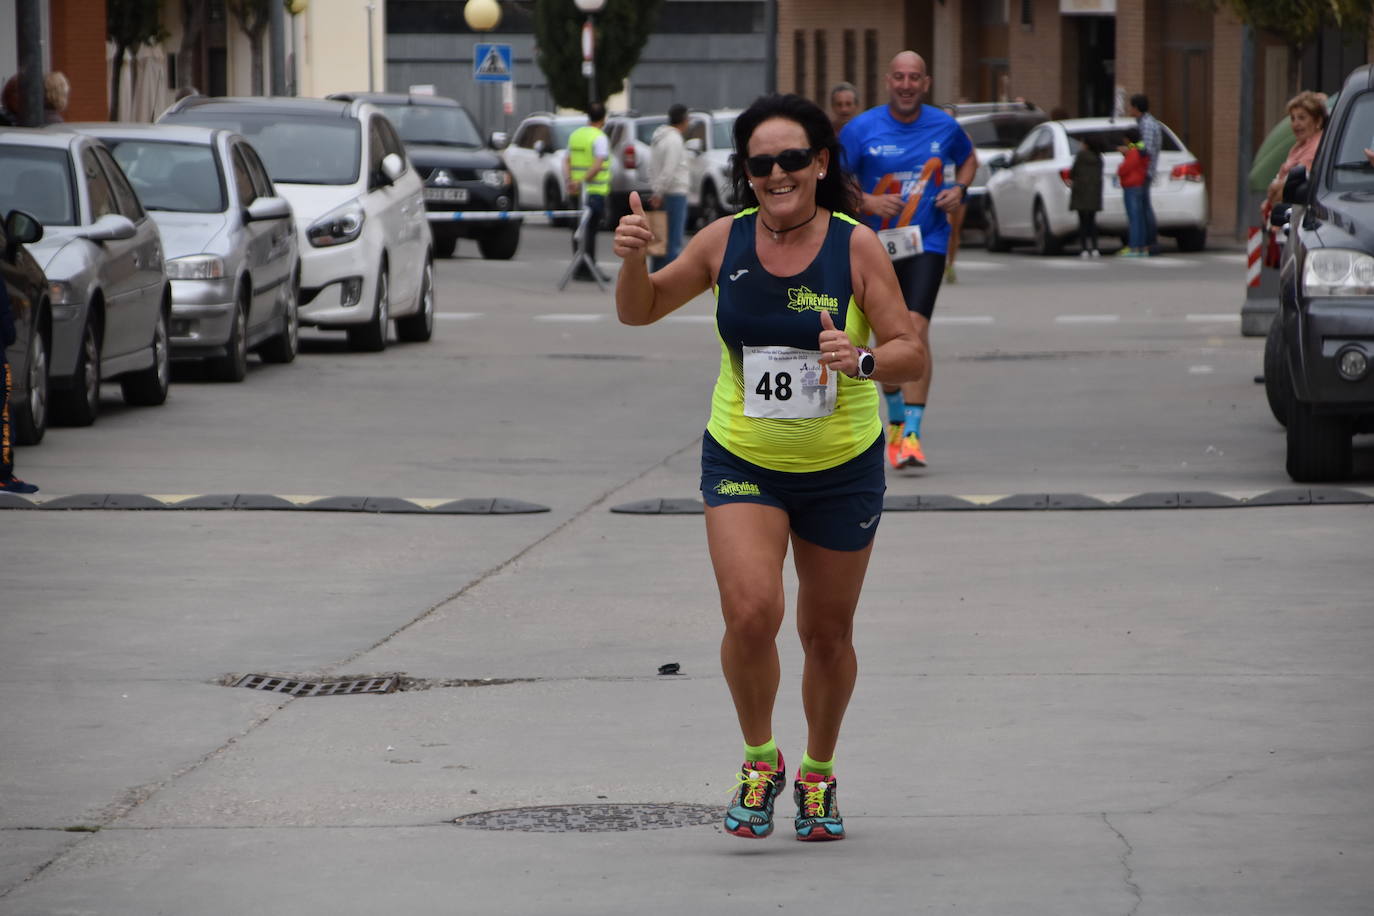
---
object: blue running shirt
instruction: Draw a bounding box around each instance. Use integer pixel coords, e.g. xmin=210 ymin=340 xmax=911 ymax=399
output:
xmin=839 ymin=105 xmax=973 ymax=255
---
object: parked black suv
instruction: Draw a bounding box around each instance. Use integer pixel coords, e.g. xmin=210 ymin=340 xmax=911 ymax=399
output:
xmin=1270 ymin=63 xmax=1374 ymax=481
xmin=330 ymin=92 xmax=519 ymax=260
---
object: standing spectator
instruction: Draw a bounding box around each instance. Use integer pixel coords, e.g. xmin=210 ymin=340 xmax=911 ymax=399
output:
xmin=1117 ymin=127 xmax=1149 ymax=257
xmin=43 ymin=72 xmax=69 ymax=124
xmin=1068 ymin=136 xmax=1104 ymax=257
xmin=1127 ymin=94 xmax=1161 ymax=254
xmin=648 ymin=103 xmax=691 ymax=270
xmin=1262 ymin=91 xmax=1327 ymax=223
xmin=829 ymin=82 xmax=859 ymax=135
xmin=564 ymin=102 xmax=611 ymax=282
xmin=1 ymin=279 xmax=39 ymax=494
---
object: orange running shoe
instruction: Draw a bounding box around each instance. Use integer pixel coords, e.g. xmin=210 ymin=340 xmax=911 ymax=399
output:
xmin=898 ymin=433 xmax=927 ymax=468
xmin=885 ymin=423 xmax=904 ymax=469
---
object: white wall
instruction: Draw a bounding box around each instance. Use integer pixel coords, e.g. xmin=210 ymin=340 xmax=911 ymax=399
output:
xmin=296 ymin=0 xmax=384 ymax=99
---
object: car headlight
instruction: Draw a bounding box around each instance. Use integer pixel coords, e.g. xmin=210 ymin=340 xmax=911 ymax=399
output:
xmin=480 ymin=169 xmax=512 ymax=189
xmin=48 ymin=280 xmax=78 ymax=305
xmin=1302 ymin=249 xmax=1374 ymax=297
xmin=307 ymin=201 xmax=366 ymax=247
xmin=165 ymin=254 xmax=226 ymax=280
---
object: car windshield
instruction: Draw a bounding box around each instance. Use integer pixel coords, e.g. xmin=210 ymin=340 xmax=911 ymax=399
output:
xmin=552 ymin=121 xmax=579 ymax=150
xmin=712 ymin=114 xmax=736 ymax=151
xmin=165 ymin=111 xmax=361 ymax=184
xmin=377 ymin=104 xmax=483 ymax=148
xmin=1328 ymin=92 xmax=1374 ymax=192
xmin=0 ymin=145 xmax=77 ymax=226
xmin=1067 ymin=126 xmax=1182 ymax=153
xmin=635 ymin=117 xmax=667 ymax=145
xmin=104 ymin=140 xmax=226 ymax=213
xmin=962 ymin=117 xmax=1045 ymax=149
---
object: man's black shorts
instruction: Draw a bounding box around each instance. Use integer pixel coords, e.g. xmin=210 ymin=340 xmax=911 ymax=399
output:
xmin=894 ymin=251 xmax=948 ymax=319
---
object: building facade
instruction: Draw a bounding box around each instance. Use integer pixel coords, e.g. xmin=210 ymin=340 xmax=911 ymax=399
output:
xmin=777 ymin=0 xmax=1374 ymax=238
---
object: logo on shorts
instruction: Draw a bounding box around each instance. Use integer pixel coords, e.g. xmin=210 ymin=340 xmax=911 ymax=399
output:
xmin=715 ymin=479 xmax=762 ymax=497
xmin=786 ymin=286 xmax=839 ymax=314
xmin=858 ymin=514 xmax=880 ymax=529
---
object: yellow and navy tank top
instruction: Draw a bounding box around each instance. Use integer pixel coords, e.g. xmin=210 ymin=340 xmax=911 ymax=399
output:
xmin=707 ymin=208 xmax=881 ymax=473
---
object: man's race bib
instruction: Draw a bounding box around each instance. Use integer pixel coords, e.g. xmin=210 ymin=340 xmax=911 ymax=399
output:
xmin=742 ymin=346 xmax=837 ymax=419
xmin=877 ymin=224 xmax=923 ymax=261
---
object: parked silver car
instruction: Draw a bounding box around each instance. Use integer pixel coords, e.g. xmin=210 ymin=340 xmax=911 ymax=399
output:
xmin=72 ymin=123 xmax=300 ymax=381
xmin=0 ymin=129 xmax=170 ymax=426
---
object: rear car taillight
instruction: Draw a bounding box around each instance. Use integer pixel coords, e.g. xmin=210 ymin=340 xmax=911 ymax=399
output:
xmin=1171 ymin=161 xmax=1203 ymax=182
xmin=1059 ymin=168 xmax=1072 ymax=187
xmin=623 ymin=145 xmax=637 ymax=169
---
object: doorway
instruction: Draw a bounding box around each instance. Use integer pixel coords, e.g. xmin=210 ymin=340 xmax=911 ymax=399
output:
xmin=1075 ymin=16 xmax=1115 ymax=117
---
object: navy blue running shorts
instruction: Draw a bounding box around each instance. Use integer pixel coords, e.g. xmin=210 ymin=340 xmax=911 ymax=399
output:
xmin=700 ymin=431 xmax=886 ymax=552
xmin=894 ymin=251 xmax=947 ymax=319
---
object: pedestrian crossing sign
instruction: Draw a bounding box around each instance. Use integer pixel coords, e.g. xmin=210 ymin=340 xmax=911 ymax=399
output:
xmin=474 ymin=43 xmax=513 ymax=82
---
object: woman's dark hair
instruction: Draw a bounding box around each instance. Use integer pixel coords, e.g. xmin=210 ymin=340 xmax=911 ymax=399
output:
xmin=731 ymin=93 xmax=859 ymax=218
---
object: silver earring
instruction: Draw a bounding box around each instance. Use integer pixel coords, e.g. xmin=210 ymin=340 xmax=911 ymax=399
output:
xmin=819 ymin=171 xmax=826 ymax=178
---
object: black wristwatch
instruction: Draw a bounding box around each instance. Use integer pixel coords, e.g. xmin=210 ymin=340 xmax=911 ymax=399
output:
xmin=854 ymin=346 xmax=876 ymax=380
xmin=953 ymin=182 xmax=969 ymax=198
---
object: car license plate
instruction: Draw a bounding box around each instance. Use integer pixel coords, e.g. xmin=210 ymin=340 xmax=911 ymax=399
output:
xmin=424 ymin=188 xmax=469 ymax=202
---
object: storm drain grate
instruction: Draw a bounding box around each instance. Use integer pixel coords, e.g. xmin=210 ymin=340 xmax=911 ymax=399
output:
xmin=453 ymin=803 xmax=719 ymax=832
xmin=233 ymin=674 xmax=399 ymax=697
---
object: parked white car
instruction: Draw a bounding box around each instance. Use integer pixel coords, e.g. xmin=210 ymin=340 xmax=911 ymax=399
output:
xmin=984 ymin=117 xmax=1209 ymax=254
xmin=501 ymin=112 xmax=583 ymax=218
xmin=161 ymin=97 xmax=433 ymax=351
xmin=689 ymin=108 xmax=739 ymax=227
xmin=0 ymin=128 xmax=171 ymax=426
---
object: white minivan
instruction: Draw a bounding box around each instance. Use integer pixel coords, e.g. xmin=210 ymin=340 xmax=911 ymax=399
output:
xmin=161 ymin=97 xmax=433 ymax=351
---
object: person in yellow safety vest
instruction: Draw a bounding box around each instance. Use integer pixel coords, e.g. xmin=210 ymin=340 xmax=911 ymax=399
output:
xmin=563 ymin=102 xmax=611 ymax=281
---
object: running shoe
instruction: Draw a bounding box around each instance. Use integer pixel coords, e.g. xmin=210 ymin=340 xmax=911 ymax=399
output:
xmin=885 ymin=423 xmax=904 ymax=469
xmin=898 ymin=433 xmax=926 ymax=468
xmin=723 ymin=752 xmax=787 ymax=839
xmin=794 ymin=771 xmax=845 ymax=841
xmin=0 ymin=477 xmax=39 ymax=494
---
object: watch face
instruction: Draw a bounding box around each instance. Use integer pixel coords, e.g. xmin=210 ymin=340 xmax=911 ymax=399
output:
xmin=858 ymin=352 xmax=875 ymax=377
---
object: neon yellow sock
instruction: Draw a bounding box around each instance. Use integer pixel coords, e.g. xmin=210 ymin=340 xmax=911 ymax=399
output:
xmin=800 ymin=752 xmax=833 ymax=778
xmin=744 ymin=737 xmax=778 ymax=769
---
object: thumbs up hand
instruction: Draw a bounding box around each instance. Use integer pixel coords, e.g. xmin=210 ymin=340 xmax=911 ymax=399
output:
xmin=613 ymin=191 xmax=653 ymax=262
xmin=818 ymin=309 xmax=855 ymax=377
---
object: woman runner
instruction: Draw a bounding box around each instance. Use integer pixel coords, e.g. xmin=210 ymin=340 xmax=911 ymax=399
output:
xmin=613 ymin=94 xmax=925 ymax=841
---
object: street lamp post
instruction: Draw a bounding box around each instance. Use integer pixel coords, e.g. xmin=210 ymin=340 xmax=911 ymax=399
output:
xmin=573 ymin=0 xmax=606 ymax=109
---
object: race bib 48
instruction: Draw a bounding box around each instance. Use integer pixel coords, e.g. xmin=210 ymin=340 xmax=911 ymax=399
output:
xmin=742 ymin=346 xmax=837 ymax=419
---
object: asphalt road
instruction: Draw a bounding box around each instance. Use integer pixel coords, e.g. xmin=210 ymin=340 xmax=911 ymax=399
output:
xmin=1 ymin=224 xmax=1371 ymax=914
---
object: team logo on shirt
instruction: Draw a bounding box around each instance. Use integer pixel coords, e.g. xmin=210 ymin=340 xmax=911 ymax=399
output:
xmin=930 ymin=140 xmax=942 ymax=154
xmin=786 ymin=286 xmax=839 ymax=314
xmin=868 ymin=144 xmax=905 ymax=158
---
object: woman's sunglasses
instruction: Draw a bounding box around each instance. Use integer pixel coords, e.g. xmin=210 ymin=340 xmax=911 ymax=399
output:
xmin=745 ymin=147 xmax=818 ymax=177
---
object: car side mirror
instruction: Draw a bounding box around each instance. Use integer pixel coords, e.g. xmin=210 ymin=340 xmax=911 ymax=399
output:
xmin=685 ymin=137 xmax=703 ymax=154
xmin=246 ymin=196 xmax=291 ymax=222
xmin=5 ymin=209 xmax=43 ymax=246
xmin=988 ymin=154 xmax=1009 ymax=171
xmin=1281 ymin=165 xmax=1309 ymax=204
xmin=381 ymin=153 xmax=405 ymax=183
xmin=83 ymin=213 xmax=137 ymax=242
xmin=533 ymin=139 xmax=547 ymax=155
xmin=1268 ymin=202 xmax=1291 ymax=228
xmin=489 ymin=130 xmax=508 ymax=150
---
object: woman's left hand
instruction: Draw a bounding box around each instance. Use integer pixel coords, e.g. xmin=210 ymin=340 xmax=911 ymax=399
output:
xmin=818 ymin=310 xmax=856 ymax=376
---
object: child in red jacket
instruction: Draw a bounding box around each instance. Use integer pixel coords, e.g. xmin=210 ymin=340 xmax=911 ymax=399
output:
xmin=1117 ymin=127 xmax=1149 ymax=257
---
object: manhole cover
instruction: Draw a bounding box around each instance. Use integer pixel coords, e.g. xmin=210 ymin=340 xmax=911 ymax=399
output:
xmin=233 ymin=674 xmax=399 ymax=697
xmin=453 ymin=803 xmax=718 ymax=832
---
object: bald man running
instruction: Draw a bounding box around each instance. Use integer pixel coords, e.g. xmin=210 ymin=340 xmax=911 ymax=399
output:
xmin=839 ymin=51 xmax=976 ymax=469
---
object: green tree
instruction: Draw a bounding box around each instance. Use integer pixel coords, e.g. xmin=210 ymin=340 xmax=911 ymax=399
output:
xmin=533 ymin=0 xmax=665 ymax=110
xmin=1216 ymin=0 xmax=1372 ymax=91
xmin=106 ymin=0 xmax=164 ymax=119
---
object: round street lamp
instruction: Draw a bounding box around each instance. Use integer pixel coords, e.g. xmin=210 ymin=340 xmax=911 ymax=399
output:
xmin=464 ymin=0 xmax=502 ymax=32
xmin=573 ymin=0 xmax=606 ymax=108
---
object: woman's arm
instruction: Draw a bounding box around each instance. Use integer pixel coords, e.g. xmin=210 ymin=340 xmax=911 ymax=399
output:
xmin=614 ymin=191 xmax=729 ymax=326
xmin=839 ymin=226 xmax=926 ymax=383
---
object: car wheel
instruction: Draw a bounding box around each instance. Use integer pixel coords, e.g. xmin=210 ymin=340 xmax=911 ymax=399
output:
xmin=1286 ymin=395 xmax=1352 ymax=482
xmin=347 ymin=265 xmax=389 ymax=352
xmin=53 ymin=313 xmax=101 ymax=427
xmin=396 ymin=257 xmax=434 ymax=342
xmin=477 ymin=222 xmax=520 ymax=260
xmin=1032 ymin=200 xmax=1061 ymax=256
xmin=12 ymin=313 xmax=49 ymax=446
xmin=122 ymin=305 xmax=171 ymax=405
xmin=434 ymin=234 xmax=458 ymax=259
xmin=699 ymin=183 xmax=722 ymax=229
xmin=1175 ymin=226 xmax=1207 ymax=252
xmin=259 ymin=270 xmax=299 ymax=364
xmin=209 ymin=292 xmax=250 ymax=382
xmin=984 ymin=199 xmax=1011 ymax=252
xmin=1263 ymin=317 xmax=1289 ymax=428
